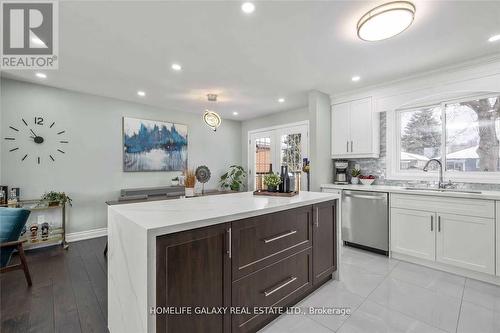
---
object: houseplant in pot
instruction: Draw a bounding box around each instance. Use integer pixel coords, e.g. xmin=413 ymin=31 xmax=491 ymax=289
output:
xmin=263 ymin=173 xmax=281 ymax=192
xmin=350 ymin=168 xmax=361 ymax=185
xmin=40 ymin=191 xmax=73 ymax=207
xmin=219 ymin=165 xmax=247 ymax=192
xmin=184 ymin=170 xmax=196 ymax=197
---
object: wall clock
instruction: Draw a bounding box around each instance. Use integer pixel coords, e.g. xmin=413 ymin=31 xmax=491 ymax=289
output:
xmin=4 ymin=116 xmax=69 ymax=164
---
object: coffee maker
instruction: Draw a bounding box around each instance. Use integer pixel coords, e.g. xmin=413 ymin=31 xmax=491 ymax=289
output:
xmin=333 ymin=160 xmax=349 ymax=184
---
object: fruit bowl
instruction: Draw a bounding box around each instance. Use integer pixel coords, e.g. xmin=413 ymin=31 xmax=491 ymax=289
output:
xmin=359 ymin=175 xmax=376 ymax=185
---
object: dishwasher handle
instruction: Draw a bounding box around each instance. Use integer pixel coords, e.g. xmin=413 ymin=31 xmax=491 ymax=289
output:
xmin=344 ymin=193 xmax=386 ymax=200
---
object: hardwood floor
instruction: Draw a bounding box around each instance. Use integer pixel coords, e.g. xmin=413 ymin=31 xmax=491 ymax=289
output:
xmin=0 ymin=237 xmax=108 ymax=333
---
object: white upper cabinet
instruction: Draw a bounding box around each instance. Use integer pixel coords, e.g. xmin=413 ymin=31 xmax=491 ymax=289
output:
xmin=331 ymin=97 xmax=379 ymax=158
xmin=331 ymin=102 xmax=350 ymax=155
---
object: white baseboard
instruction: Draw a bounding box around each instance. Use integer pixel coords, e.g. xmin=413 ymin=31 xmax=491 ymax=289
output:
xmin=66 ymin=227 xmax=107 ymax=242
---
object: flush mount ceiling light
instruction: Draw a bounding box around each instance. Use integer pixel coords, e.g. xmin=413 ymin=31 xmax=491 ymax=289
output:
xmin=241 ymin=2 xmax=255 ymax=14
xmin=203 ymin=110 xmax=222 ymax=131
xmin=232 ymin=111 xmax=239 ymax=116
xmin=35 ymin=72 xmax=47 ymax=79
xmin=351 ymin=76 xmax=361 ymax=82
xmin=171 ymin=63 xmax=182 ymax=71
xmin=357 ymin=1 xmax=415 ymax=41
xmin=278 ymin=98 xmax=285 ymax=103
xmin=137 ymin=91 xmax=146 ymax=97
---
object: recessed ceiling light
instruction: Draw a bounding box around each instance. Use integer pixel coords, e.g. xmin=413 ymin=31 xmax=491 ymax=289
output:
xmin=278 ymin=98 xmax=285 ymax=103
xmin=488 ymin=34 xmax=500 ymax=42
xmin=357 ymin=1 xmax=416 ymax=41
xmin=171 ymin=63 xmax=182 ymax=71
xmin=352 ymin=76 xmax=361 ymax=82
xmin=241 ymin=2 xmax=255 ymax=14
xmin=233 ymin=111 xmax=239 ymax=116
xmin=137 ymin=91 xmax=146 ymax=97
xmin=35 ymin=72 xmax=47 ymax=79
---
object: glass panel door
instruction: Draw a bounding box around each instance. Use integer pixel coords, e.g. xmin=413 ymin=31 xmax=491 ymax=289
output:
xmin=249 ymin=131 xmax=275 ymax=191
xmin=249 ymin=124 xmax=308 ymax=191
xmin=277 ymin=125 xmax=308 ymax=191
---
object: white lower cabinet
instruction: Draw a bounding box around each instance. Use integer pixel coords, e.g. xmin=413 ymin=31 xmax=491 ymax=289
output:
xmin=436 ymin=213 xmax=494 ymax=274
xmin=390 ymin=194 xmax=496 ymax=276
xmin=391 ymin=208 xmax=435 ymax=261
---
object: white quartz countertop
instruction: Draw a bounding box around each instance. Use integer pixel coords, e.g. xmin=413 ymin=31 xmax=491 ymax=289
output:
xmin=109 ymin=191 xmax=340 ymax=236
xmin=321 ymin=183 xmax=500 ymax=200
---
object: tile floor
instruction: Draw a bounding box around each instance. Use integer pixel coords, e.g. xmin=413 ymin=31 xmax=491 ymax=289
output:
xmin=259 ymin=246 xmax=500 ymax=333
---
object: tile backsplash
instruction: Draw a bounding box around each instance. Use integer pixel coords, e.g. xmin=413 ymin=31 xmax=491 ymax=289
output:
xmin=341 ymin=112 xmax=500 ymax=191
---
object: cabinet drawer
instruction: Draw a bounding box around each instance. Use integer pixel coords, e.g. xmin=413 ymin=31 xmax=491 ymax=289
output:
xmin=232 ymin=206 xmax=312 ymax=279
xmin=231 ymin=248 xmax=312 ymax=333
xmin=391 ymin=194 xmax=494 ymax=219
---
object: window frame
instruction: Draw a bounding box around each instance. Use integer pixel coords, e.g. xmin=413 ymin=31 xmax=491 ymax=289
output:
xmin=387 ymin=93 xmax=500 ymax=183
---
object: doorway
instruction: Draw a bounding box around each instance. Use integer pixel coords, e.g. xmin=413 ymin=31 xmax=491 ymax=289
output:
xmin=248 ymin=121 xmax=309 ymax=191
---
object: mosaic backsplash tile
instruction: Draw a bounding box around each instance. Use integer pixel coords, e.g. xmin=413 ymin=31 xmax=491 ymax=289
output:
xmin=341 ymin=112 xmax=500 ymax=191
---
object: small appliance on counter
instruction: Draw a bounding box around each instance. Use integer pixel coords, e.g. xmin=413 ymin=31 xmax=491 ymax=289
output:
xmin=333 ymin=160 xmax=349 ymax=184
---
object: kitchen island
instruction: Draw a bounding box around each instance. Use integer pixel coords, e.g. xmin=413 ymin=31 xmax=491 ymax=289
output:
xmin=107 ymin=191 xmax=340 ymax=333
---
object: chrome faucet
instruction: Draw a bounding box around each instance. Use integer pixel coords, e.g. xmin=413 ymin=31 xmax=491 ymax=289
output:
xmin=422 ymin=159 xmax=446 ymax=189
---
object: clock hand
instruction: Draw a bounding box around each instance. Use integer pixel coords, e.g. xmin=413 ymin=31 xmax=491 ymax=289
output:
xmin=30 ymin=129 xmax=37 ymax=137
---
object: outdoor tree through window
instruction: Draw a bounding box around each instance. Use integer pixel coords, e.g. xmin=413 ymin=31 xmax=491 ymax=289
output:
xmin=397 ymin=95 xmax=500 ymax=174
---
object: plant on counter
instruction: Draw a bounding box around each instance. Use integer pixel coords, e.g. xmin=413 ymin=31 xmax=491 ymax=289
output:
xmin=219 ymin=165 xmax=247 ymax=192
xmin=263 ymin=173 xmax=282 ymax=192
xmin=350 ymin=168 xmax=361 ymax=185
xmin=40 ymin=191 xmax=73 ymax=206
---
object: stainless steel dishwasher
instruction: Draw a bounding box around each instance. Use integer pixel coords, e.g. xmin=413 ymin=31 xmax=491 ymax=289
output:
xmin=342 ymin=190 xmax=389 ymax=255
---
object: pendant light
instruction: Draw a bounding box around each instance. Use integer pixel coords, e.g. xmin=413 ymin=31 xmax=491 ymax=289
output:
xmin=203 ymin=94 xmax=222 ymax=131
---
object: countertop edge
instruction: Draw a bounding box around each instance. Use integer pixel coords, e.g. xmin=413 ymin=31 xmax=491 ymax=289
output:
xmin=108 ymin=192 xmax=341 ymax=236
xmin=321 ymin=184 xmax=500 ymax=200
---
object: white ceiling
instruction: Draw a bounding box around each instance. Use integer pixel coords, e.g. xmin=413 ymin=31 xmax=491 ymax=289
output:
xmin=2 ymin=1 xmax=500 ymax=120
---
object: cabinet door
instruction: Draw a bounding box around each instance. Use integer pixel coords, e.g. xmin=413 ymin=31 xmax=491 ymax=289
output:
xmin=156 ymin=223 xmax=231 ymax=333
xmin=331 ymin=102 xmax=350 ymax=156
xmin=349 ymin=98 xmax=373 ymax=154
xmin=390 ymin=208 xmax=435 ymax=261
xmin=436 ymin=213 xmax=495 ymax=274
xmin=312 ymin=200 xmax=336 ymax=285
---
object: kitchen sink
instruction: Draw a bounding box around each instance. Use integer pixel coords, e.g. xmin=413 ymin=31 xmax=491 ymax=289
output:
xmin=403 ymin=187 xmax=482 ymax=194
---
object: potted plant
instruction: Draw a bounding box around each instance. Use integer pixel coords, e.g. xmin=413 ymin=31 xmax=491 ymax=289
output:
xmin=350 ymin=168 xmax=361 ymax=185
xmin=184 ymin=170 xmax=196 ymax=197
xmin=171 ymin=176 xmax=179 ymax=186
xmin=41 ymin=191 xmax=73 ymax=207
xmin=219 ymin=165 xmax=247 ymax=192
xmin=263 ymin=173 xmax=282 ymax=192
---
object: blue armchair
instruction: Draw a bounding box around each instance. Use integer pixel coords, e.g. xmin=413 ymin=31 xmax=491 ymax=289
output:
xmin=0 ymin=208 xmax=32 ymax=286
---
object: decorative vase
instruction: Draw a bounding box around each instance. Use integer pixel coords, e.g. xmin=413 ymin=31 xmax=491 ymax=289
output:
xmin=351 ymin=177 xmax=359 ymax=185
xmin=185 ymin=187 xmax=195 ymax=197
xmin=267 ymin=185 xmax=277 ymax=192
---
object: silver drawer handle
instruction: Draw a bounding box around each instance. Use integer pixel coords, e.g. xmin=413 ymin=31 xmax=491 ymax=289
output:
xmin=263 ymin=230 xmax=297 ymax=243
xmin=263 ymin=276 xmax=297 ymax=297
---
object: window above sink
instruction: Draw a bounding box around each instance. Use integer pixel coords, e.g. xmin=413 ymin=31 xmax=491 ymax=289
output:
xmin=387 ymin=94 xmax=500 ymax=183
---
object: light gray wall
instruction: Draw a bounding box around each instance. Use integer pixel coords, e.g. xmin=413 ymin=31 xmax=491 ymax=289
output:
xmin=240 ymin=106 xmax=308 ymax=173
xmin=0 ymin=79 xmax=242 ymax=234
xmin=308 ymin=90 xmax=333 ymax=191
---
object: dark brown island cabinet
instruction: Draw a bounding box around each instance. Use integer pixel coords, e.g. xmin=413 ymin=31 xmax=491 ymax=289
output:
xmin=156 ymin=200 xmax=337 ymax=333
